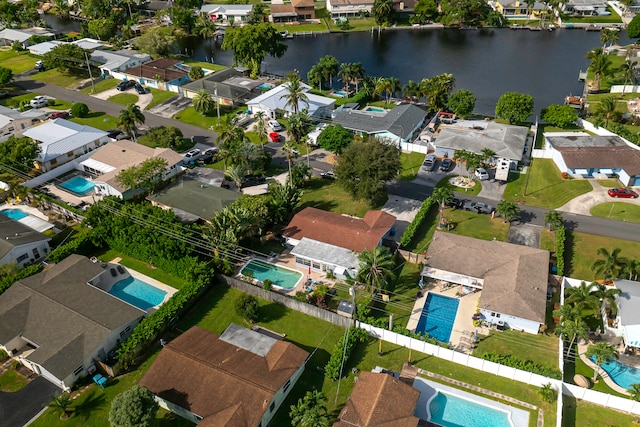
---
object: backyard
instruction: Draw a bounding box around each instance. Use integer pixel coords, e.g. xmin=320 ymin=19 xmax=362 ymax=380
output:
xmin=298 ymin=177 xmax=386 ymax=217
xmin=562 ymin=397 xmax=635 ymax=427
xmin=473 ymin=330 xmax=559 ymax=369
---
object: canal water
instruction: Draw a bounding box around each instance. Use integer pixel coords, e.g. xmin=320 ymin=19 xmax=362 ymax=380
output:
xmin=43 ymin=15 xmax=628 ymax=115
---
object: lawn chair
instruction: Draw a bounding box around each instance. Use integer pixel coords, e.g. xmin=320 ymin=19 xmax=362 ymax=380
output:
xmin=92 ymin=374 xmax=108 ymax=389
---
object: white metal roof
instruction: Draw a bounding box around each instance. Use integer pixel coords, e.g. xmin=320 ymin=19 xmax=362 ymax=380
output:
xmin=247 ymin=83 xmax=334 ymax=116
xmin=24 ymin=119 xmax=107 ymax=163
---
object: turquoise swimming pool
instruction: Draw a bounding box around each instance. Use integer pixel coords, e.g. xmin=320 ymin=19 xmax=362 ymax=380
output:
xmin=590 ymin=355 xmax=640 ymax=390
xmin=362 ymin=106 xmax=386 ymax=113
xmin=109 ymin=276 xmax=167 ymax=310
xmin=241 ymin=259 xmax=302 ymax=290
xmin=415 ymin=293 xmax=459 ymax=343
xmin=429 ymin=390 xmax=512 ymax=427
xmin=0 ymin=209 xmax=28 ymax=220
xmin=60 ymin=176 xmax=95 ymax=196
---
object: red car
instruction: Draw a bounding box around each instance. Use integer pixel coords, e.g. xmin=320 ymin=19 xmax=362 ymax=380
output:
xmin=49 ymin=111 xmax=70 ymax=119
xmin=269 ymin=132 xmax=281 ymax=142
xmin=608 ymin=188 xmax=639 ymax=198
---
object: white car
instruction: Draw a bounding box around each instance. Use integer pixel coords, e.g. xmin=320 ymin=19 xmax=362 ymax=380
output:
xmin=30 ymin=96 xmax=48 ymax=109
xmin=182 ymin=148 xmax=201 ymax=164
xmin=268 ymin=120 xmax=283 ymax=132
xmin=475 ymin=167 xmax=489 ymax=181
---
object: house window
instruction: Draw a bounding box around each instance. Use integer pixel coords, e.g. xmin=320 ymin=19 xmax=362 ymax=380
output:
xmin=32 ymin=248 xmax=40 ymax=259
xmin=120 ymin=330 xmax=126 ymax=338
xmin=51 ymin=158 xmax=57 ymax=165
xmin=283 ymin=379 xmax=291 ymax=392
xmin=73 ymin=365 xmax=84 ymax=376
xmin=269 ymin=401 xmax=275 ymax=413
xmin=8 ymin=126 xmax=14 ymax=132
xmin=17 ymin=253 xmax=29 ymax=262
xmin=496 ymin=313 xmax=501 ymax=318
xmin=312 ymin=262 xmax=322 ymax=270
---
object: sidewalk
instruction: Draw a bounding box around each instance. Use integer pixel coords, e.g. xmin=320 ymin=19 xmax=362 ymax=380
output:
xmin=557 ymin=180 xmax=640 ymax=216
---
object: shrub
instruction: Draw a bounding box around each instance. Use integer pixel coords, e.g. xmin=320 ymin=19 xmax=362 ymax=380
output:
xmin=555 ymin=225 xmax=565 ymax=276
xmin=0 ymin=263 xmax=43 ymax=296
xmin=325 ymin=328 xmax=370 ymax=380
xmin=400 ymin=196 xmax=434 ymax=247
xmin=263 ymin=279 xmax=272 ymax=291
xmin=235 ymin=294 xmax=260 ymax=324
xmin=71 ymin=102 xmax=89 ymax=118
xmin=481 ymin=351 xmax=562 ymax=379
xmin=0 ymin=348 xmax=8 ymax=362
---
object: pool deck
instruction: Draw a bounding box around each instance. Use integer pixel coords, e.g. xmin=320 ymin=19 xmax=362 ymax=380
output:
xmin=42 ymin=182 xmax=97 ymax=208
xmin=110 ymin=257 xmax=178 ymax=304
xmin=577 ymin=338 xmax=634 ymax=395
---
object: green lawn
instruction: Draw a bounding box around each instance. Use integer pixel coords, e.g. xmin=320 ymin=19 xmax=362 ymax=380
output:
xmin=562 ymin=396 xmax=635 ymax=427
xmin=47 ymin=99 xmax=73 ymax=110
xmin=107 ymin=93 xmax=139 ymax=106
xmin=145 ymin=88 xmax=177 ymax=110
xmin=180 ymin=59 xmax=227 ymax=72
xmin=70 ymin=111 xmax=119 ymax=131
xmin=327 ymin=16 xmax=378 ymax=31
xmin=0 ymin=369 xmax=29 ymax=392
xmin=503 ymin=159 xmax=593 ymax=209
xmin=540 ymin=229 xmax=555 ymax=253
xmin=473 ymin=330 xmax=559 ymax=369
xmin=435 ymin=175 xmax=482 ymax=196
xmin=31 ymin=69 xmax=88 ymax=89
xmin=399 ymin=152 xmax=425 ymax=181
xmin=174 ymin=105 xmax=243 ymax=130
xmin=298 ymin=177 xmax=385 ymax=217
xmin=565 ymin=231 xmax=640 ymax=281
xmin=0 ymin=49 xmax=38 ymax=73
xmin=590 ymin=202 xmax=640 ymax=223
xmin=79 ymin=78 xmax=119 ymax=94
xmin=562 ymin=7 xmax=621 ymax=23
xmin=595 ymin=178 xmax=621 ymax=188
xmin=137 ymin=135 xmax=194 ymax=152
xmin=0 ymin=93 xmax=39 ymax=108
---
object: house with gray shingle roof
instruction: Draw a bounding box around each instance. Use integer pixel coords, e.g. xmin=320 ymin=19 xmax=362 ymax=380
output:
xmin=0 ymin=216 xmax=50 ymax=269
xmin=0 ymin=105 xmax=47 ymax=138
xmin=0 ymin=255 xmax=145 ymax=390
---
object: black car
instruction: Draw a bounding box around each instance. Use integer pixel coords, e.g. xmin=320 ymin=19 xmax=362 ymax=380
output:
xmin=116 ymin=80 xmax=136 ymax=91
xmin=200 ymin=147 xmax=219 ymax=163
xmin=240 ymin=174 xmax=267 ymax=188
xmin=445 ymin=197 xmax=463 ymax=209
xmin=106 ymin=129 xmax=126 ymax=140
xmin=134 ymin=83 xmax=146 ymax=94
xmin=440 ymin=158 xmax=453 ymax=172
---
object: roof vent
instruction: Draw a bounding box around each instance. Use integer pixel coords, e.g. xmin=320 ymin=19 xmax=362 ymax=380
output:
xmin=122 ymin=149 xmax=126 ymax=152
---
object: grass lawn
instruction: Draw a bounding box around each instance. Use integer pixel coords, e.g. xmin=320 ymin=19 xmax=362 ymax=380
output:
xmin=503 ymin=159 xmax=593 ymax=209
xmin=0 ymin=49 xmax=38 ymax=73
xmin=473 ymin=330 xmax=559 ymax=370
xmin=298 ymin=177 xmax=385 ymax=217
xmin=563 ymin=354 xmax=629 ymax=398
xmin=145 ymin=88 xmax=177 ymax=110
xmin=595 ymin=178 xmax=621 ymax=188
xmin=590 ymin=202 xmax=640 ymax=223
xmin=0 ymin=92 xmax=39 ymax=108
xmin=435 ymin=175 xmax=482 ymax=196
xmin=562 ymin=396 xmax=635 ymax=427
xmin=181 ymin=60 xmax=227 ymax=72
xmin=79 ymin=78 xmax=119 ymax=94
xmin=327 ymin=16 xmax=377 ymax=31
xmin=562 ymin=7 xmax=621 ymax=23
xmin=70 ymin=111 xmax=119 ymax=131
xmin=31 ymin=69 xmax=88 ymax=89
xmin=0 ymin=369 xmax=29 ymax=392
xmin=540 ymin=229 xmax=555 ymax=252
xmin=137 ymin=135 xmax=194 ymax=152
xmin=374 ymin=261 xmax=424 ymax=327
xmin=174 ymin=106 xmax=244 ymax=130
xmin=273 ymin=22 xmax=328 ymax=33
xmin=48 ymin=99 xmax=73 ymax=110
xmin=107 ymin=93 xmax=138 ymax=106
xmin=399 ymin=152 xmax=425 ymax=181
xmin=564 ymin=231 xmax=640 ymax=281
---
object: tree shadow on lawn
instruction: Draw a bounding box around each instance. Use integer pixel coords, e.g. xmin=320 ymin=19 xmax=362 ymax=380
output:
xmin=563 ymin=229 xmax=576 ymax=278
xmin=83 ymin=111 xmax=106 ymax=119
xmin=260 ymin=301 xmax=287 ymax=323
xmin=72 ymin=389 xmax=107 ymax=420
xmin=562 ymin=394 xmax=578 ymax=427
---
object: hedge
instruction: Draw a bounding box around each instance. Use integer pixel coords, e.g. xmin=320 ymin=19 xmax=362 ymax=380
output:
xmin=325 ymin=327 xmax=370 ymax=380
xmin=555 ymin=225 xmax=565 ymax=276
xmin=399 ymin=196 xmax=434 ymax=247
xmin=481 ymin=351 xmax=562 ymax=379
xmin=0 ymin=263 xmax=43 ymax=296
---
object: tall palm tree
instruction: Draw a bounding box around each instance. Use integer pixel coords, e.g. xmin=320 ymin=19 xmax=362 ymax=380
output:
xmin=388 ymin=77 xmax=401 ymax=99
xmin=338 ymin=63 xmax=354 ymax=92
xmin=544 ymin=211 xmax=563 ymax=230
xmin=588 ymin=52 xmax=611 ymax=91
xmin=599 ymin=95 xmax=618 ymax=127
xmin=214 ymin=115 xmax=244 ymax=170
xmin=117 ymin=104 xmax=145 ymax=142
xmin=281 ymin=73 xmax=309 ymax=115
xmin=593 ymin=282 xmax=621 ymax=317
xmin=375 ymin=77 xmax=393 ymax=104
xmin=552 ymin=303 xmax=581 ymax=324
xmin=591 ymin=247 xmax=627 ymax=281
xmin=356 ymin=246 xmax=395 ymax=295
xmin=622 ymin=258 xmax=640 ymax=281
xmin=255 ymin=119 xmax=267 ymax=150
xmin=495 ymin=200 xmax=520 ymax=223
xmin=196 ymin=15 xmax=217 ymax=48
xmin=565 ymin=281 xmax=601 ymax=313
xmin=282 ymin=140 xmax=299 ymax=186
xmin=403 ymin=80 xmax=421 ymax=102
xmin=193 ymin=89 xmax=214 ymax=115
xmin=432 ymin=186 xmax=453 ymax=228
xmin=619 ymin=59 xmax=637 ymax=96
xmin=600 ymin=28 xmax=619 ymax=50
xmin=350 ymin=63 xmax=365 ymax=92
xmin=585 ymin=342 xmax=619 ymax=382
xmin=480 ymin=148 xmax=496 ymax=167
xmin=421 ymin=73 xmax=456 ymax=112
xmin=556 ymin=316 xmax=589 ymax=359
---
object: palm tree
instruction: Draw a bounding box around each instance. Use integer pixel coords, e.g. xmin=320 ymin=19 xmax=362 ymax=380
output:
xmin=538 ymin=383 xmax=557 ymax=403
xmin=565 ymin=281 xmax=601 ymax=313
xmin=226 ymin=164 xmax=246 ymax=191
xmin=622 ymin=258 xmax=640 ymax=281
xmin=421 ymin=73 xmax=455 ymax=112
xmin=628 ymin=384 xmax=640 ymax=401
xmin=48 ymin=392 xmax=74 ymax=420
xmin=619 ymin=59 xmax=637 ymax=96
xmin=356 ymin=246 xmax=395 ymax=295
xmin=544 ymin=211 xmax=563 ymax=230
xmin=117 ymin=104 xmax=145 ymax=142
xmin=372 ymin=0 xmax=394 ymax=25
xmin=585 ymin=342 xmax=619 ymax=382
xmin=495 ymin=200 xmax=520 ymax=223
xmin=600 ymin=28 xmax=619 ymax=50
xmin=480 ymin=148 xmax=496 ymax=167
xmin=255 ymin=118 xmax=267 ymax=150
xmin=196 ymin=15 xmax=217 ymax=48
xmin=591 ymin=247 xmax=627 ymax=281
xmin=593 ymin=282 xmax=621 ymax=318
xmin=375 ymin=77 xmax=394 ymax=104
xmin=588 ymin=52 xmax=611 ymax=91
xmin=403 ymin=80 xmax=421 ymax=102
xmin=289 ymin=390 xmax=329 ymax=427
xmin=432 ymin=186 xmax=453 ymax=228
xmin=282 ymin=140 xmax=299 ymax=185
xmin=214 ymin=115 xmax=244 ymax=170
xmin=193 ymin=89 xmax=214 ymax=115
xmin=552 ymin=303 xmax=581 ymax=324
xmin=388 ymin=77 xmax=401 ymax=99
xmin=599 ymin=95 xmax=618 ymax=127
xmin=281 ymin=73 xmax=309 ymax=115
xmin=338 ymin=62 xmax=354 ymax=92
xmin=556 ymin=316 xmax=589 ymax=359
xmin=350 ymin=63 xmax=365 ymax=92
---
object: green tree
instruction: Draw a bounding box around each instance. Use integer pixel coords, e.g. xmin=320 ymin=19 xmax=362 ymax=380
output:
xmin=622 ymin=259 xmax=640 ymax=281
xmin=565 ymin=281 xmax=601 ymax=313
xmin=0 ymin=136 xmax=38 ymax=173
xmin=193 ymin=89 xmax=214 ymax=115
xmin=334 ymin=137 xmax=401 ymax=203
xmin=319 ymin=55 xmax=339 ymax=87
xmin=439 ymin=0 xmax=489 ymax=26
xmin=403 ymin=80 xmax=422 ymax=102
xmin=246 ymin=2 xmax=266 ymax=24
xmin=541 ymin=104 xmax=577 ymax=128
xmin=87 ymin=17 xmax=117 ymax=40
xmin=447 ymin=89 xmax=476 ymax=118
xmin=585 ymin=342 xmax=619 ymax=382
xmin=587 ymin=50 xmax=611 ymax=91
xmin=591 ymin=247 xmax=627 ymax=281
xmin=196 ymin=14 xmax=217 ymax=48
xmin=115 ymin=158 xmax=168 ymax=193
xmin=495 ymin=200 xmax=520 ymax=222
xmin=235 ymin=294 xmax=260 ymax=323
xmin=593 ymin=282 xmax=621 ymax=317
xmin=317 ymin=125 xmax=353 ymax=154
xmin=356 ymin=246 xmax=395 ymax=295
xmin=600 ymin=28 xmax=619 ymax=49
xmin=281 ymin=73 xmax=309 ymax=115
xmin=222 ymin=23 xmax=287 ymax=78
xmin=544 ymin=210 xmax=563 ymax=230
xmin=628 ymin=14 xmax=640 ymax=38
xmin=289 ymin=390 xmax=329 ymax=427
xmin=286 ymin=111 xmax=312 ymax=145
xmin=432 ymin=186 xmax=453 ymax=228
xmin=495 ymin=92 xmax=534 ymax=124
xmin=412 ymin=0 xmax=438 ymax=23
xmin=538 ymin=383 xmax=557 ymax=404
xmin=268 ymin=180 xmax=301 ymax=223
xmin=255 ymin=113 xmax=268 ymax=150
xmin=141 ymin=126 xmax=183 ymax=149
xmin=172 ymin=6 xmax=196 ymax=33
xmin=620 ymin=59 xmax=638 ymax=96
xmin=556 ymin=316 xmax=589 ymax=359
xmin=108 ymin=385 xmax=158 ymax=427
xmin=421 ymin=73 xmax=456 ymax=112
xmin=290 ymin=162 xmax=312 ymax=188
xmin=629 ymin=384 xmax=640 ymax=401
xmin=599 ymin=95 xmax=618 ymax=126
xmin=70 ymin=102 xmax=90 ymax=118
xmin=118 ymin=104 xmax=145 ymax=141
xmin=372 ymin=0 xmax=394 ymax=25
xmin=48 ymin=392 xmax=74 ymax=420
xmin=226 ymin=164 xmax=246 ymax=190
xmin=188 ymin=65 xmax=204 ymax=81
xmin=43 ymin=44 xmax=87 ymax=74
xmin=133 ymin=27 xmax=175 ymax=57
xmin=0 ymin=66 xmax=13 ymax=85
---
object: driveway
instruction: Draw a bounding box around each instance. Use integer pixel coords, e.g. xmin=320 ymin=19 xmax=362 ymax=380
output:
xmin=382 ymin=195 xmax=423 ymax=242
xmin=0 ymin=377 xmax=58 ymax=427
xmin=92 ymin=87 xmax=153 ymax=110
xmin=146 ymin=95 xmax=192 ymax=118
xmin=507 ymin=223 xmax=542 ymax=248
xmin=557 ymin=180 xmax=640 ymax=216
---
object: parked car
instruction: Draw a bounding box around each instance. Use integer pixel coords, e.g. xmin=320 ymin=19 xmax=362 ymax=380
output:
xmin=608 ymin=188 xmax=639 ymax=198
xmin=423 ymin=154 xmax=437 ymax=171
xmin=440 ymin=158 xmax=453 ymax=172
xmin=106 ymin=129 xmax=126 ymax=140
xmin=445 ymin=197 xmax=463 ymax=209
xmin=182 ymin=148 xmax=201 ymax=165
xmin=116 ymin=80 xmax=136 ymax=91
xmin=475 ymin=167 xmax=489 ymax=180
xmin=240 ymin=174 xmax=267 ymax=188
xmin=462 ymin=200 xmax=494 ymax=214
xmin=321 ymin=170 xmax=336 ymax=179
xmin=34 ymin=60 xmax=44 ymax=71
xmin=200 ymin=147 xmax=219 ymax=163
xmin=29 ymin=96 xmax=48 ymax=108
xmin=134 ymin=83 xmax=146 ymax=94
xmin=268 ymin=132 xmax=281 ymax=142
xmin=48 ymin=111 xmax=70 ymax=119
xmin=268 ymin=120 xmax=283 ymax=132
xmin=284 ymin=146 xmax=300 ymax=155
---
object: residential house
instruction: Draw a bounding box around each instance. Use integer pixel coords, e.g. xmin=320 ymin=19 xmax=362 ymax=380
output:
xmin=0 ymin=27 xmax=54 ymax=49
xmin=199 ymin=4 xmax=254 ymax=25
xmin=283 ymin=207 xmax=396 ymax=279
xmin=270 ymin=4 xmax=300 ymax=23
xmin=421 ymin=232 xmax=550 ymax=334
xmin=433 ymin=120 xmax=529 ymax=169
xmin=292 ymin=0 xmax=316 ymax=19
xmin=0 ymin=105 xmax=47 ymax=138
xmin=90 ymin=49 xmax=152 ymax=77
xmin=28 ymin=38 xmax=104 ymax=56
xmin=0 ymin=216 xmax=50 ymax=268
xmin=492 ymin=0 xmax=548 ymax=19
xmin=561 ymin=0 xmax=608 ymax=15
xmin=0 ymin=255 xmax=145 ymax=390
xmin=182 ymin=67 xmax=261 ymax=107
xmin=608 ymin=279 xmax=640 ymax=352
xmin=543 ymin=133 xmax=640 ymax=186
xmin=332 ymin=104 xmax=428 ymax=146
xmin=147 ymin=168 xmax=239 ymax=223
xmin=139 ymin=324 xmax=308 ymax=426
xmin=80 ymin=139 xmax=184 ymax=199
xmin=326 ymin=0 xmax=375 ymax=18
xmin=23 ymin=119 xmax=109 ymax=172
xmin=118 ymin=58 xmax=189 ymax=91
xmin=246 ymin=81 xmax=335 ymax=120
xmin=334 ymin=371 xmax=420 ymax=426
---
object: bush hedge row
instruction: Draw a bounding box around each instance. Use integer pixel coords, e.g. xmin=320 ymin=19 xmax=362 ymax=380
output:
xmin=399 ymin=196 xmax=434 ymax=248
xmin=0 ymin=263 xmax=42 ymax=296
xmin=555 ymin=225 xmax=565 ymax=276
xmin=481 ymin=351 xmax=562 ymax=379
xmin=325 ymin=327 xmax=370 ymax=380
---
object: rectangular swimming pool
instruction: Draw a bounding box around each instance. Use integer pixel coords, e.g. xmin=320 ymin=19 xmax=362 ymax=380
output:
xmin=241 ymin=259 xmax=303 ymax=290
xmin=60 ymin=176 xmax=95 ymax=196
xmin=415 ymin=293 xmax=459 ymax=342
xmin=109 ymin=276 xmax=167 ymax=310
xmin=428 ymin=390 xmax=512 ymax=427
xmin=0 ymin=209 xmax=28 ymax=220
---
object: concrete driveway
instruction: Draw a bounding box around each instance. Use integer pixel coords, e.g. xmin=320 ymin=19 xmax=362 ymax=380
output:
xmin=557 ymin=180 xmax=640 ymax=216
xmin=382 ymin=195 xmax=423 ymax=241
xmin=508 ymin=223 xmax=542 ymax=248
xmin=0 ymin=377 xmax=58 ymax=427
xmin=92 ymin=86 xmax=153 ymax=110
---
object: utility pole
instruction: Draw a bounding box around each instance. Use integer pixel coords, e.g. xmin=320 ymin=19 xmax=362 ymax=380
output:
xmin=215 ymin=84 xmax=220 ymax=121
xmin=84 ymin=51 xmax=95 ymax=94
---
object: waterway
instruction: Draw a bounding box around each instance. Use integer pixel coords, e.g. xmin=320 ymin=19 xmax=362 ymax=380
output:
xmin=42 ymin=15 xmax=629 ymax=115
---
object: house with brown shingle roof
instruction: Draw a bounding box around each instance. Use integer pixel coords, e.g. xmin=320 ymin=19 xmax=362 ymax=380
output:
xmin=421 ymin=232 xmax=549 ymax=334
xmin=139 ymin=324 xmax=308 ymax=427
xmin=334 ymin=371 xmax=420 ymax=427
xmin=118 ymin=58 xmax=189 ymax=91
xmin=282 ymin=207 xmax=396 ymax=280
xmin=292 ymin=0 xmax=316 ymax=19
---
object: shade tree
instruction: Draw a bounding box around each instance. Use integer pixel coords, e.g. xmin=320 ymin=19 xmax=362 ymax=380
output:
xmin=221 ymin=23 xmax=287 ymax=78
xmin=495 ymin=92 xmax=534 ymax=124
xmin=108 ymin=385 xmax=158 ymax=427
xmin=541 ymin=104 xmax=577 ymax=128
xmin=447 ymin=89 xmax=476 ymax=118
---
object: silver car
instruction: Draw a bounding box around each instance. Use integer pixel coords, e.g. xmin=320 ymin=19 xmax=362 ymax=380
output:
xmin=423 ymin=154 xmax=437 ymax=171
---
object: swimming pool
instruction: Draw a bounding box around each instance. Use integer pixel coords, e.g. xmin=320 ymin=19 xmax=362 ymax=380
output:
xmin=240 ymin=259 xmax=303 ymax=290
xmin=590 ymin=355 xmax=640 ymax=390
xmin=109 ymin=276 xmax=167 ymax=310
xmin=428 ymin=390 xmax=512 ymax=427
xmin=60 ymin=176 xmax=95 ymax=196
xmin=415 ymin=293 xmax=459 ymax=342
xmin=0 ymin=209 xmax=28 ymax=220
xmin=258 ymin=83 xmax=274 ymax=91
xmin=362 ymin=106 xmax=386 ymax=113
xmin=333 ymin=90 xmax=348 ymax=98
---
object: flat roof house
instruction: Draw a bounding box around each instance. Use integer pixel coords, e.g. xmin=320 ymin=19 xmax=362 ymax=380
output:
xmin=80 ymin=139 xmax=184 ymax=200
xmin=0 ymin=255 xmax=145 ymax=390
xmin=199 ymin=4 xmax=254 ymax=25
xmin=139 ymin=324 xmax=308 ymax=426
xmin=421 ymin=232 xmax=550 ymax=334
xmin=0 ymin=105 xmax=47 ymax=138
xmin=543 ymin=133 xmax=640 ymax=186
xmin=0 ymin=216 xmax=50 ymax=269
xmin=283 ymin=207 xmax=396 ymax=279
xmin=23 ymin=118 xmax=109 ymax=172
xmin=246 ymin=82 xmax=335 ymax=120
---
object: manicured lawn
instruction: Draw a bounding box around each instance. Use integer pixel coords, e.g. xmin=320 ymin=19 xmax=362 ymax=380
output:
xmin=564 ymin=231 xmax=640 ymax=281
xmin=107 ymin=93 xmax=138 ymax=106
xmin=562 ymin=395 xmax=635 ymax=427
xmin=503 ymin=159 xmax=593 ymax=209
xmin=79 ymin=78 xmax=119 ymax=94
xmin=70 ymin=111 xmax=119 ymax=131
xmin=376 ymin=261 xmax=424 ymax=327
xmin=562 ymin=7 xmax=621 ymax=23
xmin=540 ymin=229 xmax=555 ymax=253
xmin=0 ymin=93 xmax=39 ymax=108
xmin=327 ymin=16 xmax=378 ymax=31
xmin=564 ymin=354 xmax=628 ymax=398
xmin=298 ymin=177 xmax=385 ymax=217
xmin=174 ymin=106 xmax=243 ymax=130
xmin=0 ymin=369 xmax=29 ymax=392
xmin=435 ymin=175 xmax=482 ymax=196
xmin=145 ymin=88 xmax=177 ymax=110
xmin=473 ymin=330 xmax=559 ymax=370
xmin=48 ymin=99 xmax=73 ymax=110
xmin=31 ymin=69 xmax=88 ymax=89
xmin=0 ymin=49 xmax=38 ymax=73
xmin=595 ymin=178 xmax=621 ymax=188
xmin=399 ymin=152 xmax=425 ymax=181
xmin=590 ymin=202 xmax=640 ymax=223
xmin=137 ymin=135 xmax=194 ymax=152
xmin=181 ymin=59 xmax=227 ymax=72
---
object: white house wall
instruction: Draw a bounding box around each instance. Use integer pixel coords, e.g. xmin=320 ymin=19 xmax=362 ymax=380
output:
xmin=155 ymin=396 xmax=203 ymax=424
xmin=0 ymin=240 xmax=50 ymax=268
xmin=480 ymin=309 xmax=541 ymax=334
xmin=618 ymin=169 xmax=632 ymax=186
xmin=260 ymin=363 xmax=306 ymax=427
